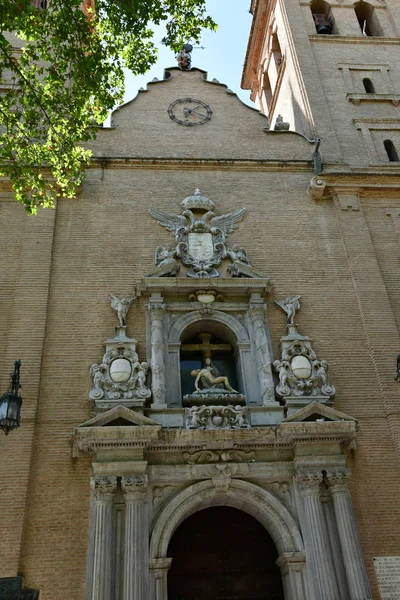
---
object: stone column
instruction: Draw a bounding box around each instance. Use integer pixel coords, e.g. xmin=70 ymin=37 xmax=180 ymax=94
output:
xmin=248 ymin=302 xmax=275 ymax=405
xmin=326 ymin=469 xmax=372 ymax=600
xmin=150 ymin=558 xmax=172 ymax=600
xmin=89 ymin=476 xmax=117 ymax=600
xmin=296 ymin=472 xmax=340 ymax=600
xmin=148 ymin=303 xmax=166 ymax=408
xmin=122 ymin=475 xmax=149 ymax=600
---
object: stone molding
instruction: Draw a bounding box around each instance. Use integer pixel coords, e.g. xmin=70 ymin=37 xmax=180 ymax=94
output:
xmin=149 ymin=558 xmax=173 ymax=580
xmin=150 ymin=478 xmax=304 ymax=560
xmin=122 ymin=475 xmax=149 ymax=503
xmin=90 ymin=476 xmax=117 ymax=502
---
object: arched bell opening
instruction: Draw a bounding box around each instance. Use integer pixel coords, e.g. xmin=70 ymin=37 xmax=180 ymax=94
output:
xmin=179 ymin=320 xmax=242 ymax=400
xmin=310 ymin=0 xmax=335 ymax=34
xmin=354 ymin=1 xmax=383 ymax=36
xmin=167 ymin=506 xmax=284 ymax=600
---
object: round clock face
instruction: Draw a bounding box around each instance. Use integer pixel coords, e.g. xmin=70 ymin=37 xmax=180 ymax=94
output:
xmin=168 ymin=98 xmax=212 ymax=126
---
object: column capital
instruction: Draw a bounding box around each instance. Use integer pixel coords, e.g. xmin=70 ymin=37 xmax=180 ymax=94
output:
xmin=295 ymin=470 xmax=323 ymax=496
xmin=147 ymin=303 xmax=166 ymax=319
xmin=90 ymin=475 xmax=117 ymax=502
xmin=149 ymin=557 xmax=173 ymax=580
xmin=122 ymin=474 xmax=148 ymax=503
xmin=325 ymin=468 xmax=351 ymax=495
xmin=248 ymin=303 xmax=267 ymax=321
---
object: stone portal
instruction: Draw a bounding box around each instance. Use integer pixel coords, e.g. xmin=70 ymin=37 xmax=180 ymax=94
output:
xmin=167 ymin=506 xmax=284 ymax=600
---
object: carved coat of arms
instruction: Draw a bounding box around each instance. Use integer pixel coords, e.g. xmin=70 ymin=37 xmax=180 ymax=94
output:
xmin=149 ymin=189 xmax=258 ymax=278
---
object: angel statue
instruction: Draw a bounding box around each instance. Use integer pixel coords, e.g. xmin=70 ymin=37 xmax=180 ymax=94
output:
xmin=109 ymin=294 xmax=137 ymax=327
xmin=275 ymin=295 xmax=301 ymax=326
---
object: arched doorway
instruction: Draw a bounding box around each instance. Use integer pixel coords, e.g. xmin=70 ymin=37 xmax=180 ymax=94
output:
xmin=167 ymin=506 xmax=284 ymax=600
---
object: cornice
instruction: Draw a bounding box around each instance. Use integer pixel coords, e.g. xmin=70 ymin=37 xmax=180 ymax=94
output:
xmin=88 ymin=157 xmax=313 ymax=172
xmin=72 ymin=419 xmax=357 ymax=458
xmin=309 ymin=35 xmax=400 ymax=45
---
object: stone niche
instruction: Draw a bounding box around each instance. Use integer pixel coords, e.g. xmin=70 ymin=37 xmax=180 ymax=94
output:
xmin=138 ymin=277 xmax=285 ymax=428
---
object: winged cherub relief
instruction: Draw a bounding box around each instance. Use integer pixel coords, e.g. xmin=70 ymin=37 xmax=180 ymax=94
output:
xmin=149 ymin=189 xmax=255 ymax=278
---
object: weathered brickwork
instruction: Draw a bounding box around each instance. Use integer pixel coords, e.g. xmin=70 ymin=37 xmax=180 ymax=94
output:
xmin=1 ymin=1 xmax=400 ymax=596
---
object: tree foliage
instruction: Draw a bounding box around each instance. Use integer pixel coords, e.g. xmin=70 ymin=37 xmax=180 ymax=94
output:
xmin=0 ymin=0 xmax=216 ymax=213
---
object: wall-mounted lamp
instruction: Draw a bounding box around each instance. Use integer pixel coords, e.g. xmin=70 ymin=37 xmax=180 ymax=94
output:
xmin=0 ymin=360 xmax=22 ymax=435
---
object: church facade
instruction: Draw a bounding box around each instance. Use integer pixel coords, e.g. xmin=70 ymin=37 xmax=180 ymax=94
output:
xmin=1 ymin=1 xmax=400 ymax=599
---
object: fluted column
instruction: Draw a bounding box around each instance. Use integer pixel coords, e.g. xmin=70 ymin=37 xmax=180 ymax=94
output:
xmin=326 ymin=469 xmax=372 ymax=600
xmin=296 ymin=471 xmax=340 ymax=600
xmin=148 ymin=303 xmax=166 ymax=408
xmin=122 ymin=475 xmax=149 ymax=600
xmin=89 ymin=476 xmax=117 ymax=600
xmin=150 ymin=558 xmax=172 ymax=600
xmin=248 ymin=302 xmax=275 ymax=405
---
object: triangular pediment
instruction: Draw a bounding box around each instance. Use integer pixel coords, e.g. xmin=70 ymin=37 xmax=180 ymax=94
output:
xmin=77 ymin=405 xmax=159 ymax=428
xmin=282 ymin=402 xmax=356 ymax=423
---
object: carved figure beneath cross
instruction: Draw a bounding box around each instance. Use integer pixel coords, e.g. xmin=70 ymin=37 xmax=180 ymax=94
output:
xmin=181 ymin=332 xmax=245 ymax=406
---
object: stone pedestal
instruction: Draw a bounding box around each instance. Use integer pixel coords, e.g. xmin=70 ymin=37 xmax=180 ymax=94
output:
xmin=122 ymin=476 xmax=149 ymax=600
xmin=88 ymin=476 xmax=117 ymax=600
xmin=326 ymin=470 xmax=372 ymax=600
xmin=296 ymin=472 xmax=340 ymax=600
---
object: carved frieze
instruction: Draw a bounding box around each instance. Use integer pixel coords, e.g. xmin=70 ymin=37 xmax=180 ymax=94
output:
xmin=185 ymin=405 xmax=250 ymax=430
xmin=182 ymin=449 xmax=255 ymax=464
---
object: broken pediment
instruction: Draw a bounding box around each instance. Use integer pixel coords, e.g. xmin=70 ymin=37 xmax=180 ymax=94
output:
xmin=90 ymin=67 xmax=313 ymax=162
xmin=73 ymin=406 xmax=161 ymax=458
xmin=76 ymin=405 xmax=159 ymax=428
xmin=282 ymin=402 xmax=356 ymax=423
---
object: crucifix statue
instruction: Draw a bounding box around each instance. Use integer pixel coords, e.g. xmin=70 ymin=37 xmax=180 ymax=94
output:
xmin=181 ymin=332 xmax=231 ymax=359
xmin=181 ymin=333 xmax=238 ymax=393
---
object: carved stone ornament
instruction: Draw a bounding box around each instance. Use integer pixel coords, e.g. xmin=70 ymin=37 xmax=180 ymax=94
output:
xmin=89 ymin=327 xmax=151 ymax=409
xmin=295 ymin=471 xmax=323 ymax=496
xmin=273 ymin=296 xmax=335 ymax=402
xmin=90 ymin=476 xmax=117 ymax=502
xmin=185 ymin=404 xmax=250 ymax=430
xmin=148 ymin=189 xmax=262 ymax=279
xmin=325 ymin=468 xmax=350 ymax=495
xmin=182 ymin=449 xmax=255 ymax=464
xmin=121 ymin=475 xmax=148 ymax=503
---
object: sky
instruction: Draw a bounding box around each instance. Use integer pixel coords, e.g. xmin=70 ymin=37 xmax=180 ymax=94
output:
xmin=122 ymin=0 xmax=255 ymax=109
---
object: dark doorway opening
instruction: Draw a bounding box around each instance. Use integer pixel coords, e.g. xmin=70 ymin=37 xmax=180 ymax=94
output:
xmin=167 ymin=506 xmax=284 ymax=600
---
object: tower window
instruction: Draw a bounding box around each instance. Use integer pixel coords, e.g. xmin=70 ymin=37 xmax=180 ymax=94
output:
xmin=311 ymin=0 xmax=335 ymax=34
xmin=363 ymin=78 xmax=375 ymax=94
xmin=384 ymin=140 xmax=399 ymax=162
xmin=354 ymin=2 xmax=383 ymax=36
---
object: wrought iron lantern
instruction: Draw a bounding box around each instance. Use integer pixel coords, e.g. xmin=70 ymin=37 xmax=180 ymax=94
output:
xmin=0 ymin=360 xmax=22 ymax=435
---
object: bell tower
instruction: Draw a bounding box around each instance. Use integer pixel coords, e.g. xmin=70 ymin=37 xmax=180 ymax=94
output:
xmin=242 ymin=0 xmax=400 ymax=166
